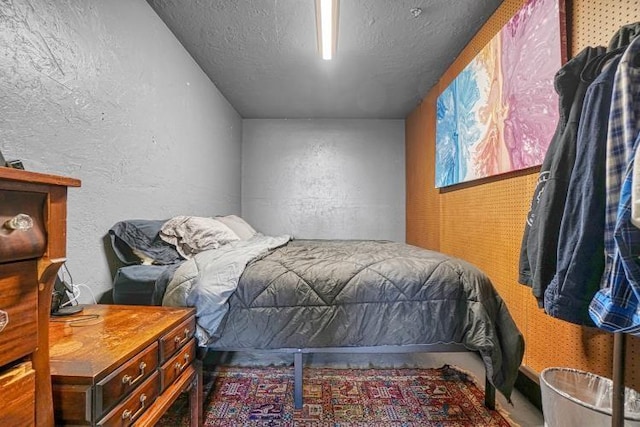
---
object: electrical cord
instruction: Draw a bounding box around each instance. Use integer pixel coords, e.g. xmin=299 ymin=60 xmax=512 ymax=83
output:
xmin=50 ymin=314 xmax=101 ymax=326
xmin=57 ymin=263 xmax=99 ymax=306
xmin=60 ymin=283 xmax=97 ymax=307
xmin=60 ymin=285 xmax=80 ymax=308
xmin=61 ymin=263 xmax=74 ymax=285
xmin=75 ymin=283 xmax=98 ymax=304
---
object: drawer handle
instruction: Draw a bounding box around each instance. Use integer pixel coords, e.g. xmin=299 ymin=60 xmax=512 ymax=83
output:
xmin=4 ymin=213 xmax=33 ymax=231
xmin=175 ymin=354 xmax=190 ymax=372
xmin=0 ymin=310 xmax=8 ymax=333
xmin=174 ymin=328 xmax=190 ymax=346
xmin=121 ymin=393 xmax=147 ymax=422
xmin=121 ymin=362 xmax=146 ymax=386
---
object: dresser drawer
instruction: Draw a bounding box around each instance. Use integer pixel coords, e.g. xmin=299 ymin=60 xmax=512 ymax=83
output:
xmin=52 ymin=382 xmax=93 ymax=425
xmin=98 ymin=371 xmax=160 ymax=427
xmin=0 ymin=262 xmax=37 ymax=367
xmin=159 ymin=316 xmax=195 ymax=363
xmin=160 ymin=337 xmax=196 ymax=392
xmin=0 ymin=361 xmax=35 ymax=426
xmin=95 ymin=342 xmax=159 ymax=417
xmin=0 ymin=191 xmax=46 ymax=263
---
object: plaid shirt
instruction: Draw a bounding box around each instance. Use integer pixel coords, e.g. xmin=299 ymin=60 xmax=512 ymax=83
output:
xmin=601 ymin=36 xmax=640 ymax=287
xmin=590 ymin=36 xmax=640 ymax=334
xmin=590 ymin=151 xmax=640 ymax=333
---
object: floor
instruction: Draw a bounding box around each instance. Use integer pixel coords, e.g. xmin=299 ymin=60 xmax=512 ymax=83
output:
xmin=208 ymin=350 xmax=545 ymax=427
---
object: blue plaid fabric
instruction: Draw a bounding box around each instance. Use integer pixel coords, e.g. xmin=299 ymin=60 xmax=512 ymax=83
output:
xmin=590 ymin=36 xmax=640 ymax=334
xmin=590 ymin=148 xmax=640 ymax=334
xmin=602 ymin=36 xmax=640 ymax=288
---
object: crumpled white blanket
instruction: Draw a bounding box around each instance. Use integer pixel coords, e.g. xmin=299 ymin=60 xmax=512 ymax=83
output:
xmin=159 ymin=215 xmax=240 ymax=259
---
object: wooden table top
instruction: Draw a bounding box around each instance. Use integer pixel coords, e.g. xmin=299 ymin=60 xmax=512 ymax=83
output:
xmin=49 ymin=304 xmax=195 ymax=380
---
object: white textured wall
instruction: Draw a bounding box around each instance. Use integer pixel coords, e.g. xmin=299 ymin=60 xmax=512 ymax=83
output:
xmin=242 ymin=119 xmax=405 ymax=241
xmin=0 ymin=0 xmax=242 ymax=301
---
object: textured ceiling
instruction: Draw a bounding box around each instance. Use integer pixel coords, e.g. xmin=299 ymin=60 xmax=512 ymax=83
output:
xmin=147 ymin=0 xmax=502 ymax=119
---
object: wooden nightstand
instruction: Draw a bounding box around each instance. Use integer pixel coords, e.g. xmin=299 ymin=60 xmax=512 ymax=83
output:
xmin=49 ymin=304 xmax=202 ymax=426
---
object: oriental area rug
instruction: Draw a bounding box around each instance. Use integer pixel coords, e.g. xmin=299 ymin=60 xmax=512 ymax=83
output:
xmin=158 ymin=364 xmax=512 ymax=426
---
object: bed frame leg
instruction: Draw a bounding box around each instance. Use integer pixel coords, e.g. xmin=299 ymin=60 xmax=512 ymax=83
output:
xmin=196 ymin=346 xmax=208 ymax=361
xmin=484 ymin=376 xmax=496 ymax=410
xmin=294 ymin=351 xmax=303 ymax=409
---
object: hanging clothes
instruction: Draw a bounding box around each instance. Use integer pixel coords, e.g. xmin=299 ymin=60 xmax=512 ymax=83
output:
xmin=601 ymin=37 xmax=640 ymax=291
xmin=518 ymin=46 xmax=606 ymax=306
xmin=590 ymin=35 xmax=640 ymax=334
xmin=544 ymin=51 xmax=624 ymax=325
xmin=608 ymin=22 xmax=640 ymax=51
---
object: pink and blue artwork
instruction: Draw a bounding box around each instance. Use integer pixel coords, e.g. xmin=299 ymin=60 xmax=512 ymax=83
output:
xmin=435 ymin=0 xmax=564 ymax=188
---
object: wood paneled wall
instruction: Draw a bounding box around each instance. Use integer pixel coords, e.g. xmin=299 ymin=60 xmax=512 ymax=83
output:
xmin=406 ymin=0 xmax=640 ymax=389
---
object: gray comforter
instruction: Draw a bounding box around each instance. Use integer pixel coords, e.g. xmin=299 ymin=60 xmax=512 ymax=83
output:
xmin=163 ymin=234 xmax=291 ymax=344
xmin=163 ymin=237 xmax=524 ymax=400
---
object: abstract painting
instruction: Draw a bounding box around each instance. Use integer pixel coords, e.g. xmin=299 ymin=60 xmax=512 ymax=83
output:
xmin=435 ymin=0 xmax=564 ymax=187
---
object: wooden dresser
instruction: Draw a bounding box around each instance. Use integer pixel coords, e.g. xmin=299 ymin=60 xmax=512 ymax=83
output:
xmin=49 ymin=304 xmax=202 ymax=426
xmin=0 ymin=168 xmax=80 ymax=426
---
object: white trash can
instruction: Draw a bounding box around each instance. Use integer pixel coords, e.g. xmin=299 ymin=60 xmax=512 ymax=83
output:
xmin=540 ymin=367 xmax=640 ymax=427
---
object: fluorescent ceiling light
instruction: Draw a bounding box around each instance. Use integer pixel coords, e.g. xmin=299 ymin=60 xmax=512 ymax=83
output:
xmin=316 ymin=0 xmax=339 ymax=60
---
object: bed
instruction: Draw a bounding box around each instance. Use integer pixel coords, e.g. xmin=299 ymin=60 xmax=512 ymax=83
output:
xmin=108 ymin=218 xmax=525 ymax=409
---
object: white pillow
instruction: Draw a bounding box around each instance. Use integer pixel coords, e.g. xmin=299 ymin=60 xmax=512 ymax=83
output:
xmin=215 ymin=215 xmax=257 ymax=240
xmin=160 ymin=216 xmax=240 ymax=259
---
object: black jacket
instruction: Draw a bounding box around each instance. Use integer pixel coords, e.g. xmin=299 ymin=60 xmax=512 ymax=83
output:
xmin=519 ymin=46 xmax=606 ymax=305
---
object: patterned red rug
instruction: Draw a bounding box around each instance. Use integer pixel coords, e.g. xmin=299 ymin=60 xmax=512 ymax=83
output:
xmin=158 ymin=364 xmax=512 ymax=426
